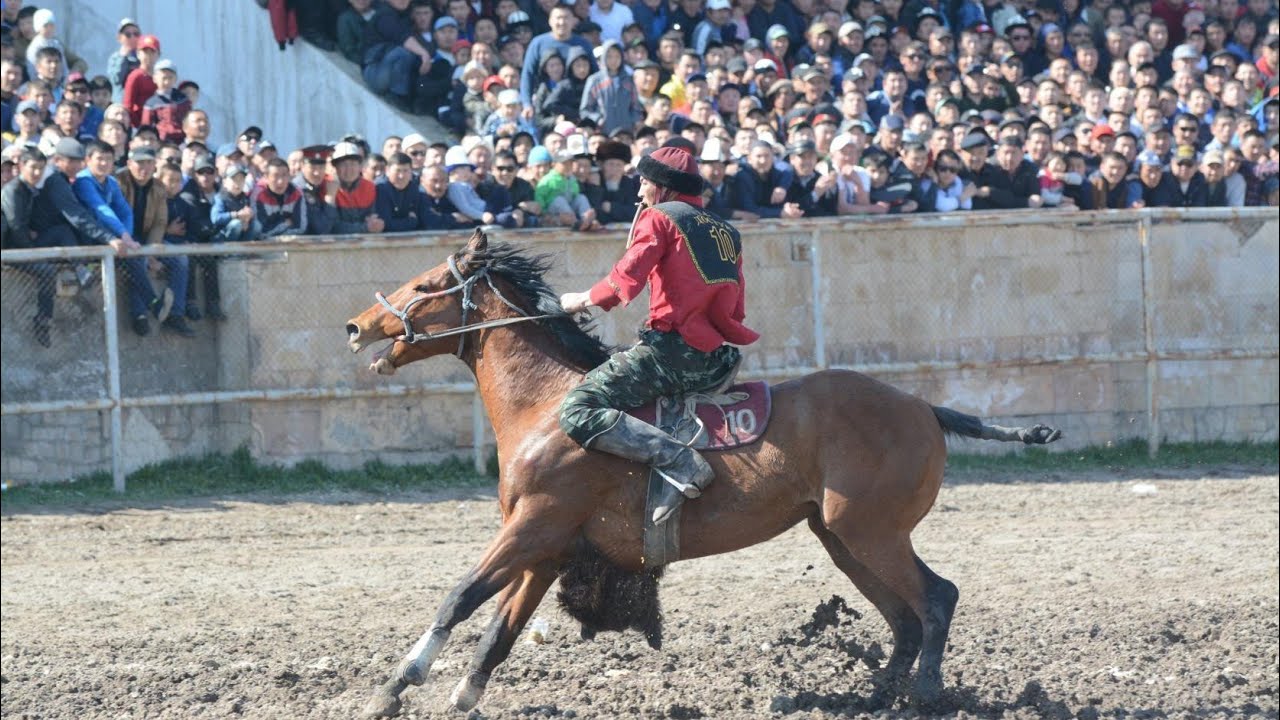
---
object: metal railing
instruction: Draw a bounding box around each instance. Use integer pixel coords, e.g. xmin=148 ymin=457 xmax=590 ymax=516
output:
xmin=2 ymin=207 xmax=1276 ymax=490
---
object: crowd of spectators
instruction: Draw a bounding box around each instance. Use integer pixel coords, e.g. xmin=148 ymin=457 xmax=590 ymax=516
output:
xmin=2 ymin=0 xmax=1280 ymax=346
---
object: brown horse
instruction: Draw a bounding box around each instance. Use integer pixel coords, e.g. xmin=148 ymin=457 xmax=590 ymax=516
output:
xmin=345 ymin=230 xmax=1061 ymax=718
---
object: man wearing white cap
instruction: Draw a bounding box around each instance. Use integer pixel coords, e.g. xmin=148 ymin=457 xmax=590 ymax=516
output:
xmin=689 ymin=0 xmax=730 ymax=56
xmin=482 ymin=88 xmax=540 ymax=139
xmin=141 ymin=59 xmax=191 ymax=144
xmin=401 ymin=132 xmax=429 ymax=172
xmin=25 ymin=8 xmax=88 ymax=87
xmin=698 ymin=137 xmax=734 ymax=219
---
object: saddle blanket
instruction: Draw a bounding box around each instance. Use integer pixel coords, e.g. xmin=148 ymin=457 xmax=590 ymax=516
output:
xmin=627 ymin=381 xmax=771 ymax=451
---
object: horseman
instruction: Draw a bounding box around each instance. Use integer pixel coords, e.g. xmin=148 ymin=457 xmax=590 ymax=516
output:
xmin=558 ymin=145 xmax=760 ymax=525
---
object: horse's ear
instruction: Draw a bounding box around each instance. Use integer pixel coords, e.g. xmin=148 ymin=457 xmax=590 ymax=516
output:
xmin=458 ymin=228 xmax=489 ymax=272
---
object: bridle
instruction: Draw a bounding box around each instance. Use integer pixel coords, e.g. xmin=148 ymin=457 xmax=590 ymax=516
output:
xmin=374 ymin=254 xmax=557 ymax=357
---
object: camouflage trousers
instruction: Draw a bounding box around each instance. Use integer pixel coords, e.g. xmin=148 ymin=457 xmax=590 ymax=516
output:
xmin=559 ymin=328 xmax=742 ymax=446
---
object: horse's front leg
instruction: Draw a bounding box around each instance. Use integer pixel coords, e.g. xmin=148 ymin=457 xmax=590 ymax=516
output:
xmin=449 ymin=562 xmax=558 ymax=712
xmin=363 ymin=505 xmax=577 ymax=718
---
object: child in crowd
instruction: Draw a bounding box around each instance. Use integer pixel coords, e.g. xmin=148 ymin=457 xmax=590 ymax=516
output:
xmin=1037 ymin=152 xmax=1078 ymax=209
xmin=535 ymin=148 xmax=599 ymax=230
xmin=483 ymin=89 xmax=539 ymax=140
xmin=210 ymin=165 xmax=262 ymax=242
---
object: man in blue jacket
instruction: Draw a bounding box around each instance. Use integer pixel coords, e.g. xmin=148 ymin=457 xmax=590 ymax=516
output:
xmin=519 ymin=7 xmax=595 ymax=120
xmin=72 ymin=140 xmax=174 ymax=336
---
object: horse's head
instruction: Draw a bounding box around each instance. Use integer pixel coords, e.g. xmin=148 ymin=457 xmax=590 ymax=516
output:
xmin=346 ymin=229 xmax=492 ymax=375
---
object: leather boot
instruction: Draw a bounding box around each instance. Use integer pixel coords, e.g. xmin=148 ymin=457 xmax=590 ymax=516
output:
xmin=587 ymin=414 xmax=714 ymax=525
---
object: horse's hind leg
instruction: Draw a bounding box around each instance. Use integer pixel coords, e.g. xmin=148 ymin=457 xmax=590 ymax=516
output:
xmin=807 ymin=517 xmax=922 ymax=687
xmin=449 ymin=563 xmax=557 ymax=712
xmin=838 ymin=533 xmax=957 ymax=707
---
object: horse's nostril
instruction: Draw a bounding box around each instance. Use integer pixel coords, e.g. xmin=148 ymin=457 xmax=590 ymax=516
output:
xmin=346 ymin=323 xmax=360 ymax=339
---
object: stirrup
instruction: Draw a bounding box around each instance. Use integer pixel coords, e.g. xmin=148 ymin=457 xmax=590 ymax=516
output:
xmin=651 ymin=479 xmax=687 ymax=525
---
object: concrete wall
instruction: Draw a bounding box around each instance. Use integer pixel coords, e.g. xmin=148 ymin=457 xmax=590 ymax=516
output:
xmin=47 ymin=0 xmax=450 ymax=151
xmin=2 ymin=210 xmax=1276 ymax=483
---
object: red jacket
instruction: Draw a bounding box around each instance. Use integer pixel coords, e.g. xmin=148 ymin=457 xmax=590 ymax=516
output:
xmin=123 ymin=68 xmax=157 ymax=127
xmin=588 ymin=194 xmax=759 ymax=352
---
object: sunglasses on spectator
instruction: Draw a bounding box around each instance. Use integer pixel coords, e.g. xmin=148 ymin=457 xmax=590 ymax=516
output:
xmin=1176 ymin=125 xmax=1197 ymax=133
xmin=937 ymin=165 xmax=961 ymax=173
xmin=409 ymin=150 xmax=427 ymax=157
xmin=123 ymin=31 xmax=140 ymax=38
xmin=495 ymin=165 xmax=516 ymax=171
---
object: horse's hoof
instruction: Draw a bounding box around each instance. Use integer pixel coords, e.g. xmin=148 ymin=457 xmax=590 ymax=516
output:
xmin=362 ymin=690 xmax=403 ymax=718
xmin=912 ymin=675 xmax=945 ymax=711
xmin=449 ymin=672 xmax=488 ymax=712
xmin=397 ymin=658 xmax=428 ymax=686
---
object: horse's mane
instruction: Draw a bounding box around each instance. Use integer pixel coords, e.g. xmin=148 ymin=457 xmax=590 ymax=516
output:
xmin=462 ymin=242 xmax=614 ymax=368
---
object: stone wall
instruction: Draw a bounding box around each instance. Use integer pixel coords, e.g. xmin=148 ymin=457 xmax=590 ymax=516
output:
xmin=2 ymin=210 xmax=1276 ymax=484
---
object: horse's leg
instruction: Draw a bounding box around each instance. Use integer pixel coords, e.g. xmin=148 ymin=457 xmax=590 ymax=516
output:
xmin=449 ymin=563 xmax=557 ymax=712
xmin=806 ymin=516 xmax=923 ymax=683
xmin=835 ymin=531 xmax=957 ymax=708
xmin=363 ymin=513 xmax=573 ymax=718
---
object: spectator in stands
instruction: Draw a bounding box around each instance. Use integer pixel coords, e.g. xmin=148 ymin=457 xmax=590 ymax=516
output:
xmin=930 ymin=148 xmax=974 ymax=213
xmin=1166 ymin=145 xmax=1211 ymax=207
xmin=734 ymin=140 xmax=801 ymax=218
xmin=361 ymin=0 xmax=433 ymax=113
xmin=96 ymin=119 xmax=130 ymax=167
xmin=107 ymin=18 xmax=141 ymax=102
xmin=72 ymin=141 xmax=176 ymax=336
xmin=338 ymin=0 xmax=377 ymax=65
xmin=63 ymin=73 xmax=103 ymax=138
xmin=179 ymin=154 xmax=225 ymax=321
xmin=417 ymin=17 xmax=461 ymax=116
xmin=421 ymin=164 xmax=467 ymax=224
xmin=536 ymin=149 xmax=600 ymax=229
xmin=122 ymin=34 xmax=161 ymax=126
xmin=328 ymin=141 xmax=383 ymax=234
xmin=140 ymin=60 xmax=189 ymax=143
xmin=592 ymin=139 xmax=641 ymax=224
xmin=1131 ymin=150 xmax=1181 ymax=208
xmin=784 ymin=139 xmax=830 ymax=216
xmin=154 ymin=161 xmax=202 ymax=331
xmin=536 ymin=47 xmax=592 ymax=136
xmin=115 ymin=146 xmax=195 ymax=335
xmin=1090 ymin=151 xmax=1136 ymax=209
xmin=520 ymin=7 xmax=596 ymax=117
xmin=376 ymin=151 xmax=443 ymax=231
xmin=25 ymin=9 xmax=87 ymax=87
xmin=1200 ymin=149 xmax=1230 ymax=207
xmin=1 ymin=147 xmax=60 ymax=346
xmin=444 ymin=145 xmax=505 ymax=227
xmin=252 ymin=158 xmax=307 ymax=237
xmin=363 ymin=152 xmax=387 ymax=183
xmin=479 ymin=149 xmax=542 ymax=226
xmin=52 ymin=97 xmax=89 ymax=143
xmin=580 ymin=41 xmax=644 ymax=136
xmin=211 ymin=164 xmax=262 ymax=243
xmin=6 ymin=99 xmax=42 ymax=148
xmin=294 ymin=145 xmax=337 ymax=236
xmin=30 ymin=46 xmax=66 ymax=99
xmin=484 ymin=89 xmax=540 ymax=139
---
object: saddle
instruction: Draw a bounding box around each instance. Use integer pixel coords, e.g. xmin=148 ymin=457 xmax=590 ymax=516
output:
xmin=626 ymin=362 xmax=772 ymax=567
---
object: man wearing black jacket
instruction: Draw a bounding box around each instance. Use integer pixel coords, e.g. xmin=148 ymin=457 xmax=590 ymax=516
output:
xmin=178 ymin=154 xmax=226 ymax=321
xmin=2 ymin=147 xmax=62 ymax=346
xmin=970 ymin=136 xmax=1044 ymax=210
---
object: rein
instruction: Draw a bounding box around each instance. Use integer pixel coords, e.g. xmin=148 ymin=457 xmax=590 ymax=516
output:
xmin=374 ymin=254 xmax=557 ymax=357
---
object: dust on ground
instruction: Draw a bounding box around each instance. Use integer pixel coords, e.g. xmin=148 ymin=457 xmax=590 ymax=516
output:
xmin=2 ymin=469 xmax=1277 ymax=719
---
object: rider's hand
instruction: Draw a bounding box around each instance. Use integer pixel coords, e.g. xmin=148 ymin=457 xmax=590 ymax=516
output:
xmin=559 ymin=291 xmax=592 ymax=314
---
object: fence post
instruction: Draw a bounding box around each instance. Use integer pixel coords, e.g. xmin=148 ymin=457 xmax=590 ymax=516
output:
xmin=102 ymin=254 xmax=125 ymax=491
xmin=810 ymin=228 xmax=826 ymax=370
xmin=1138 ymin=213 xmax=1160 ymax=458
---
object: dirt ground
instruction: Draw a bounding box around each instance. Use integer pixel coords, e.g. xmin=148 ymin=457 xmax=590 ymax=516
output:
xmin=2 ymin=467 xmax=1277 ymax=720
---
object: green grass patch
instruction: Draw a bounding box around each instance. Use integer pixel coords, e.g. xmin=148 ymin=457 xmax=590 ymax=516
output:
xmin=1 ymin=447 xmax=495 ymax=512
xmin=946 ymin=438 xmax=1278 ymax=476
xmin=2 ymin=440 xmax=1276 ymax=511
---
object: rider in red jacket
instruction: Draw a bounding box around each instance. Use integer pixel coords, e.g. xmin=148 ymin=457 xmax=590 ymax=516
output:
xmin=559 ymin=145 xmax=759 ymax=525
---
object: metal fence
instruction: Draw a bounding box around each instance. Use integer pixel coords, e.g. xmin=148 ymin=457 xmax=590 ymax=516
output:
xmin=2 ymin=208 xmax=1276 ymax=490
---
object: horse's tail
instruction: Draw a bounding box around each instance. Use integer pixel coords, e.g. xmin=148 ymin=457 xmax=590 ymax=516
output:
xmin=931 ymin=405 xmax=1063 ymax=445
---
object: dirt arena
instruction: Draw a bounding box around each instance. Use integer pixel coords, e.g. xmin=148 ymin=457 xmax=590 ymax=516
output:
xmin=2 ymin=466 xmax=1277 ymax=720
